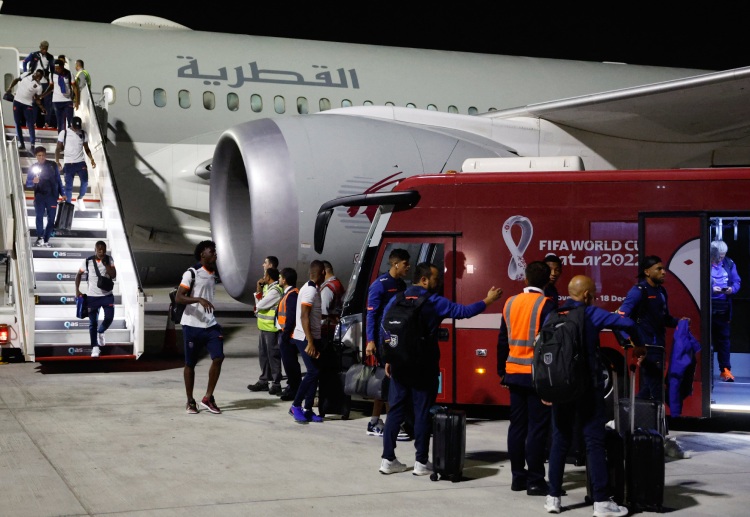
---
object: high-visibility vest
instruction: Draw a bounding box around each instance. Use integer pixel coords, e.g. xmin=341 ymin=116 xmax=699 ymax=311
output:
xmin=257 ymin=284 xmax=283 ymax=332
xmin=276 ymin=287 xmax=299 ymax=330
xmin=503 ymin=292 xmax=547 ymax=375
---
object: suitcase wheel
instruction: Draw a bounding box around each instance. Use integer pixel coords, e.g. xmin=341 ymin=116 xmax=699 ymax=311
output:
xmin=430 ymin=472 xmax=438 ymax=481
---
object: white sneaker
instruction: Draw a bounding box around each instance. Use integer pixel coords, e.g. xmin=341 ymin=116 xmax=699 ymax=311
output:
xmin=76 ymin=198 xmax=86 ymax=211
xmin=379 ymin=457 xmax=407 ymax=474
xmin=34 ymin=238 xmax=44 ymax=247
xmin=42 ymin=241 xmax=52 ymax=248
xmin=397 ymin=424 xmax=412 ymax=441
xmin=97 ymin=333 xmax=105 ymax=346
xmin=665 ymin=436 xmax=691 ymax=459
xmin=91 ymin=346 xmax=100 ymax=358
xmin=593 ymin=498 xmax=628 ymax=517
xmin=413 ymin=460 xmax=433 ymax=476
xmin=544 ymin=495 xmax=561 ymax=514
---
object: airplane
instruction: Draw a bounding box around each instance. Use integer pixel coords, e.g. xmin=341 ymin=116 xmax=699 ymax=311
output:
xmin=2 ymin=12 xmax=750 ymax=301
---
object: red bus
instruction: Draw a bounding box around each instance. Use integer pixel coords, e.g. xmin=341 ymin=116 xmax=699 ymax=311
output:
xmin=315 ymin=164 xmax=750 ymax=418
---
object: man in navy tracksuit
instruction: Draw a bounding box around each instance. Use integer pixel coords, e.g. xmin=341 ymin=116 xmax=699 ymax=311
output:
xmin=378 ymin=262 xmax=502 ymax=475
xmin=28 ymin=146 xmax=65 ymax=247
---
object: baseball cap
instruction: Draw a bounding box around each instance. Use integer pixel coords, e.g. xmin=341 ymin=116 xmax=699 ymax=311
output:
xmin=71 ymin=117 xmax=82 ymax=129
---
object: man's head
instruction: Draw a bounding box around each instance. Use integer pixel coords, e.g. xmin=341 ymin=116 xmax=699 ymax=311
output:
xmin=34 ymin=146 xmax=47 ymax=164
xmin=71 ymin=116 xmax=82 ymax=131
xmin=525 ymin=261 xmax=551 ymax=290
xmin=39 ymin=41 xmax=49 ymax=53
xmin=388 ymin=248 xmax=411 ymax=279
xmin=309 ymin=260 xmax=325 ymax=285
xmin=568 ymin=275 xmax=596 ymax=306
xmin=94 ymin=240 xmax=107 ymax=260
xmin=263 ymin=256 xmax=279 ymax=271
xmin=76 ymin=59 xmax=84 ymax=70
xmin=280 ymin=267 xmax=297 ymax=288
xmin=265 ymin=267 xmax=280 ymax=284
xmin=544 ymin=254 xmax=562 ymax=286
xmin=711 ymin=240 xmax=728 ymax=264
xmin=32 ymin=69 xmax=44 ymax=82
xmin=413 ymin=262 xmax=440 ymax=293
xmin=194 ymin=240 xmax=217 ymax=268
xmin=53 ymin=59 xmax=64 ymax=71
xmin=639 ymin=255 xmax=666 ymax=285
xmin=322 ymin=260 xmax=334 ymax=278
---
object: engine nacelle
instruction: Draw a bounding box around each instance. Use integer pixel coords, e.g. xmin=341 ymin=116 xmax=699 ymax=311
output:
xmin=210 ymin=112 xmax=518 ymax=303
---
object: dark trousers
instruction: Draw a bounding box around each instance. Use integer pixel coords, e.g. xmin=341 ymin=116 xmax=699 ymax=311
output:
xmin=257 ymin=330 xmax=282 ymax=386
xmin=33 ymin=195 xmax=57 ymax=242
xmin=548 ymin=387 xmax=607 ymax=502
xmin=382 ymin=375 xmax=437 ymax=464
xmin=63 ymin=162 xmax=88 ymax=202
xmin=508 ymin=384 xmax=551 ymax=486
xmin=40 ymin=88 xmax=53 ymax=127
xmin=13 ymin=101 xmax=36 ymax=147
xmin=279 ymin=332 xmax=301 ymax=390
xmin=87 ymin=293 xmax=115 ymax=346
xmin=712 ymin=307 xmax=732 ymax=371
xmin=54 ymin=100 xmax=73 ymax=131
xmin=292 ymin=338 xmax=321 ymax=410
xmin=638 ymin=346 xmax=664 ymax=400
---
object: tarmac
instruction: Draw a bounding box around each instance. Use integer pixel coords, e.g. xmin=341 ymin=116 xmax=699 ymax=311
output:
xmin=2 ymin=286 xmax=750 ymax=516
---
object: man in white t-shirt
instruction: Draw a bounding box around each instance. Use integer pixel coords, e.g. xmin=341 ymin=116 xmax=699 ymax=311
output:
xmin=43 ymin=59 xmax=73 ymax=132
xmin=74 ymin=240 xmax=116 ymax=358
xmin=288 ymin=260 xmax=325 ymax=423
xmin=175 ymin=240 xmax=224 ymax=415
xmin=5 ymin=69 xmax=45 ymax=150
xmin=55 ymin=116 xmax=96 ymax=210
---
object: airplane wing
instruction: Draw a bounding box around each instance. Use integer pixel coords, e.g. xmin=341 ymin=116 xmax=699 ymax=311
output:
xmin=483 ymin=66 xmax=750 ymax=144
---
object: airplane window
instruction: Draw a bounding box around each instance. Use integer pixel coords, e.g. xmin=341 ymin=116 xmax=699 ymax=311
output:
xmin=385 ymin=102 xmax=395 ymax=107
xmin=274 ymin=95 xmax=285 ymax=114
xmin=297 ymin=96 xmax=309 ymax=114
xmin=203 ymin=91 xmax=216 ymax=110
xmin=178 ymin=90 xmax=191 ymax=109
xmin=103 ymin=85 xmax=116 ymax=105
xmin=128 ymin=86 xmax=141 ymax=106
xmin=406 ymin=103 xmax=416 ymax=109
xmin=227 ymin=92 xmax=239 ymax=111
xmin=153 ymin=88 xmax=166 ymax=108
xmin=448 ymin=105 xmax=458 ymax=114
xmin=468 ymin=106 xmax=478 ymax=115
xmin=341 ymin=99 xmax=352 ymax=108
xmin=250 ymin=94 xmax=262 ymax=113
xmin=363 ymin=100 xmax=373 ymax=106
xmin=427 ymin=104 xmax=437 ymax=111
xmin=319 ymin=98 xmax=331 ymax=111
xmin=488 ymin=107 xmax=498 ymax=112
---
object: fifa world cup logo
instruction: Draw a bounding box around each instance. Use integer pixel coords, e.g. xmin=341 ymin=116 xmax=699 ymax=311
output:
xmin=502 ymin=215 xmax=533 ymax=281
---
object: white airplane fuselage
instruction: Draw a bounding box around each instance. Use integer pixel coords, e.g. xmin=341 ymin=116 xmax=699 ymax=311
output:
xmin=0 ymin=14 xmax=713 ymax=290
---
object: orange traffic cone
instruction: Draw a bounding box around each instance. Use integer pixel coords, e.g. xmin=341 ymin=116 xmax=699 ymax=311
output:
xmin=162 ymin=312 xmax=179 ymax=357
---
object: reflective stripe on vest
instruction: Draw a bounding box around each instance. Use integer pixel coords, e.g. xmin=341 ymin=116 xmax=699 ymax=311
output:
xmin=504 ymin=292 xmax=547 ymax=374
xmin=257 ymin=284 xmax=283 ymax=331
xmin=277 ymin=288 xmax=299 ymax=328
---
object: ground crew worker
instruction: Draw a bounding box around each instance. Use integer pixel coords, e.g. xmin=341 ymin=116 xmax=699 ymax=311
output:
xmin=248 ymin=268 xmax=284 ymax=395
xmin=497 ymin=261 xmax=557 ymax=496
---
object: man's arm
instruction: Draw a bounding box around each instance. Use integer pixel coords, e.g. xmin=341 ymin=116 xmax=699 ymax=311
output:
xmin=55 ymin=140 xmax=64 ymax=168
xmin=75 ymin=270 xmax=84 ymax=297
xmin=54 ymin=164 xmax=66 ymax=201
xmin=729 ymin=261 xmax=741 ymax=294
xmin=496 ymin=316 xmax=509 ymax=380
xmin=300 ymin=303 xmax=320 ymax=358
xmin=365 ymin=282 xmax=383 ymax=356
xmin=282 ymin=293 xmax=298 ymax=337
xmin=5 ymin=76 xmax=21 ymax=92
xmin=82 ymin=142 xmax=96 ymax=168
xmin=175 ymin=283 xmax=214 ymax=313
xmin=255 ymin=286 xmax=282 ymax=310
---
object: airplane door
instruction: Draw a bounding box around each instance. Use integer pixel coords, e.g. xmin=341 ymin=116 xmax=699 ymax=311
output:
xmin=640 ymin=212 xmax=710 ymax=418
xmin=0 ymin=47 xmax=20 ymax=127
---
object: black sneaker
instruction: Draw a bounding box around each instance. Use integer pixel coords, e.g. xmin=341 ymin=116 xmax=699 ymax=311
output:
xmin=280 ymin=386 xmax=296 ymax=401
xmin=269 ymin=384 xmax=282 ymax=396
xmin=247 ymin=381 xmax=269 ymax=392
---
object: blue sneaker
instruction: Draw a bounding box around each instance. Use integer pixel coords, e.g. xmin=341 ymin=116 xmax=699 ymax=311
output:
xmin=289 ymin=405 xmax=308 ymax=424
xmin=305 ymin=409 xmax=324 ymax=423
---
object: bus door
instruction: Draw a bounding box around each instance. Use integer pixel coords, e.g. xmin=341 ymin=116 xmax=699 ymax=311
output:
xmin=640 ymin=212 xmax=709 ymax=418
xmin=371 ymin=234 xmax=456 ymax=404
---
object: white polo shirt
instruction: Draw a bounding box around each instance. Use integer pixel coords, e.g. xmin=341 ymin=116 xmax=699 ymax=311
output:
xmin=292 ymin=280 xmax=322 ymax=341
xmin=180 ymin=265 xmax=218 ymax=328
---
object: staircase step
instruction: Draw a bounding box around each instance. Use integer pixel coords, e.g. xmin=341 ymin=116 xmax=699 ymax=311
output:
xmin=34 ymin=343 xmax=135 ymax=359
xmin=27 ymin=207 xmax=102 ymax=218
xmin=34 ymin=328 xmax=131 ymax=345
xmin=35 ymin=305 xmax=127 ymax=318
xmin=36 ymin=294 xmax=123 ymax=305
xmin=32 ymin=248 xmax=93 ymax=260
xmin=30 ymin=228 xmax=107 ymax=239
xmin=27 ymin=217 xmax=105 ymax=231
xmin=28 ymin=237 xmax=104 ymax=250
xmin=35 ymin=318 xmax=127 ymax=332
xmin=33 ymin=281 xmax=120 ymax=294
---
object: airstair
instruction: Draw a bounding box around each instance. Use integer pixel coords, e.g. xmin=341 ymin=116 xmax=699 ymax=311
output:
xmin=1 ymin=71 xmax=145 ymax=361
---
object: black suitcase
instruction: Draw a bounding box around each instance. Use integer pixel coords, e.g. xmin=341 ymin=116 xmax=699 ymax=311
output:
xmin=54 ymin=201 xmax=75 ymax=231
xmin=316 ymin=342 xmax=351 ymax=419
xmin=624 ymin=365 xmax=665 ymax=512
xmin=430 ymin=408 xmax=466 ymax=482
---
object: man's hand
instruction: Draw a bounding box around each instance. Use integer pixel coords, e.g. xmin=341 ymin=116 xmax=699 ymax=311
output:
xmin=304 ymin=342 xmax=319 ymax=358
xmin=55 ymin=160 xmax=61 ymax=168
xmin=365 ymin=340 xmax=376 ymax=357
xmin=484 ymin=286 xmax=503 ymax=305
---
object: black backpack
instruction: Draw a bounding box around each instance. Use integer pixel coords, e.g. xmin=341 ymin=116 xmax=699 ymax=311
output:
xmin=532 ymin=305 xmax=588 ymax=403
xmin=381 ymin=292 xmax=429 ymax=370
xmin=168 ymin=268 xmax=195 ymax=325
